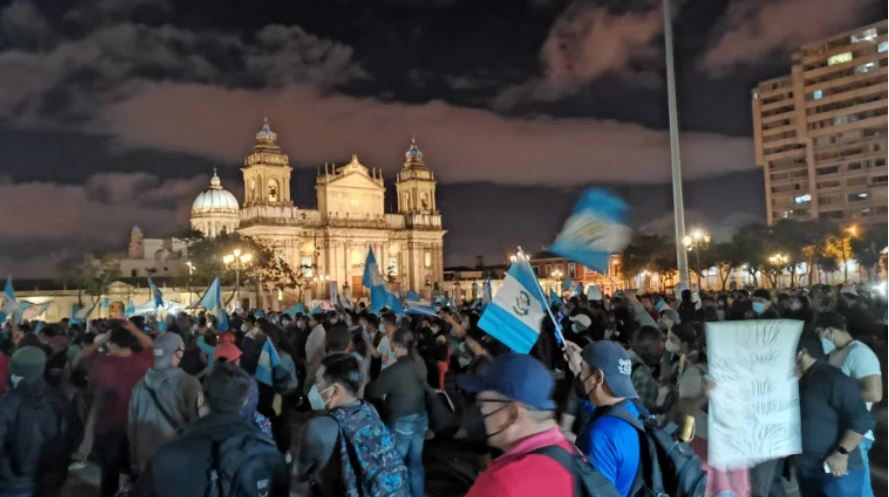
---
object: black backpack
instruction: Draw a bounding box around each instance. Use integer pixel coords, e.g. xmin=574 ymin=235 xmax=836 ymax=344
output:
xmin=203 ymin=431 xmax=281 ymax=497
xmin=598 ymin=401 xmax=706 ymax=497
xmin=530 ymin=445 xmax=620 ymax=497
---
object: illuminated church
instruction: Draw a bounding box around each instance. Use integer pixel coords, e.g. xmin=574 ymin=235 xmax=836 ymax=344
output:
xmin=190 ymin=119 xmax=445 ymax=295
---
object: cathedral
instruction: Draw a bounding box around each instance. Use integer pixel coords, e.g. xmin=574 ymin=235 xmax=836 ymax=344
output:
xmin=189 ymin=119 xmax=445 ymax=297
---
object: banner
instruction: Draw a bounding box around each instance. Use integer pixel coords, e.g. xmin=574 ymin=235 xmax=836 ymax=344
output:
xmin=706 ymin=320 xmax=803 ymax=469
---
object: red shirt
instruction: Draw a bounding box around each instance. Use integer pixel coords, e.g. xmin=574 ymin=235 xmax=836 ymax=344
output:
xmin=89 ymin=349 xmax=154 ymax=434
xmin=465 ymin=427 xmax=576 ymax=497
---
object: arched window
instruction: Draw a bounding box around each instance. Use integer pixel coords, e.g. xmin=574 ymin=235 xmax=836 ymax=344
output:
xmin=268 ymin=178 xmax=279 ymax=202
xmin=420 ymin=192 xmax=429 ymax=210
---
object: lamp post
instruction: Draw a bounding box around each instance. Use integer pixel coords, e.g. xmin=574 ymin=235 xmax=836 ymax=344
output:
xmin=842 ymin=224 xmax=858 ymax=283
xmin=223 ymin=248 xmax=252 ymax=309
xmin=550 ymin=268 xmax=563 ymax=293
xmin=185 ymin=260 xmax=196 ymax=304
xmin=681 ymin=229 xmax=711 ymax=290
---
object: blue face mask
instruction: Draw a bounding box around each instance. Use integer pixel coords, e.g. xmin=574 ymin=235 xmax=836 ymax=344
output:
xmin=821 ymin=337 xmax=836 ymax=355
xmin=752 ymin=302 xmax=767 ymax=315
xmin=307 ymin=384 xmax=332 ymax=411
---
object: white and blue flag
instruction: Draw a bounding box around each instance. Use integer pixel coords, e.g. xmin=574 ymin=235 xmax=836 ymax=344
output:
xmin=2 ymin=275 xmax=16 ymax=317
xmin=197 ymin=276 xmax=229 ymax=331
xmin=285 ymin=303 xmax=305 ymax=316
xmin=148 ymin=277 xmax=164 ymax=308
xmin=362 ymin=248 xmax=385 ymax=289
xmin=405 ymin=289 xmax=422 ymax=302
xmin=548 ymin=288 xmax=561 ymax=306
xmin=125 ymin=298 xmax=136 ymax=317
xmin=548 ymin=187 xmax=630 ymax=274
xmin=406 ymin=302 xmax=439 ymax=318
xmin=477 ymin=256 xmax=549 ymax=354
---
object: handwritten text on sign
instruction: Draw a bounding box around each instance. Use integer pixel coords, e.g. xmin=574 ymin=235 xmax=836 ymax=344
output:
xmin=706 ymin=320 xmax=803 ymax=470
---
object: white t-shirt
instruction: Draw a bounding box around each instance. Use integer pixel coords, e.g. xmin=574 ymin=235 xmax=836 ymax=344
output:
xmin=677 ymin=362 xmax=709 ymax=440
xmin=828 ymin=340 xmax=881 ymax=440
xmin=376 ymin=336 xmax=398 ymax=370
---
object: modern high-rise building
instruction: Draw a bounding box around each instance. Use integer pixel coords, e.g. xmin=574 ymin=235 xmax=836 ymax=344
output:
xmin=752 ymin=20 xmax=888 ymax=225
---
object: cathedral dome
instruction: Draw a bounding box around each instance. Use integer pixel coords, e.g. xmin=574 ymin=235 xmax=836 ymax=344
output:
xmin=191 ymin=169 xmax=240 ymax=213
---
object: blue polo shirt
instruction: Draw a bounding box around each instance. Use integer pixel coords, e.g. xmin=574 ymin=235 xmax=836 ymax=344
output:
xmin=576 ymin=401 xmax=641 ymax=497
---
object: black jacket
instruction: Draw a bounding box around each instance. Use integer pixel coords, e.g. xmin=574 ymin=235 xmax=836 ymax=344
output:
xmin=0 ymin=377 xmax=81 ymax=494
xmin=133 ymin=412 xmax=289 ymax=497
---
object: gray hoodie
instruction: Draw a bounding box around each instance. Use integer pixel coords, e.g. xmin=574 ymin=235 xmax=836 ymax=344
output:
xmin=127 ymin=367 xmax=202 ymax=475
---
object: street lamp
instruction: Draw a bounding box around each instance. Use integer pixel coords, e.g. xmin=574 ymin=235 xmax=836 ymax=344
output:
xmin=682 ymin=228 xmax=711 ymax=290
xmin=185 ymin=261 xmax=196 ymax=304
xmin=842 ymin=224 xmax=859 ymax=283
xmin=223 ymin=248 xmax=252 ymax=309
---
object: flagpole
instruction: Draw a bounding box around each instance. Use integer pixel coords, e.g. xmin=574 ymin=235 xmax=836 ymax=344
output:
xmin=517 ymin=247 xmax=566 ymax=347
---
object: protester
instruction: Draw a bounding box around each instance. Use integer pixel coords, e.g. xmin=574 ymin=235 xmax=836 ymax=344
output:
xmin=0 ymin=346 xmax=80 ymax=497
xmin=795 ymin=333 xmax=875 ymax=497
xmin=366 ymin=329 xmax=429 ymax=497
xmin=80 ymin=319 xmax=154 ymax=497
xmin=627 ymin=325 xmax=666 ymax=411
xmin=213 ymin=341 xmax=273 ymax=436
xmin=127 ymin=332 xmax=202 ymax=477
xmin=294 ymin=353 xmax=410 ymax=497
xmin=132 ymin=362 xmax=289 ymax=497
xmin=815 ymin=311 xmax=883 ymax=497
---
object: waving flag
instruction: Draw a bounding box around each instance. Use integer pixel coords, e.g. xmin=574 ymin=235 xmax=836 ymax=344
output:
xmin=548 ymin=288 xmax=561 ymax=306
xmin=254 ymin=338 xmax=282 ymax=387
xmin=477 ymin=254 xmax=551 ymax=353
xmin=147 ymin=277 xmax=164 ymax=308
xmin=405 ymin=289 xmax=422 ymax=302
xmin=386 ymin=291 xmax=404 ymax=315
xmin=197 ymin=276 xmax=229 ymax=331
xmin=548 ymin=187 xmax=631 ymax=274
xmin=362 ymin=249 xmax=385 ymax=288
xmin=71 ymin=300 xmax=98 ymax=325
xmin=125 ymin=298 xmax=136 ymax=317
xmin=22 ymin=301 xmax=52 ymax=321
xmin=406 ymin=302 xmax=440 ymax=318
xmin=101 ymin=297 xmax=111 ymax=310
xmin=284 ymin=303 xmax=305 ymax=316
xmin=561 ymin=277 xmax=573 ymax=292
xmin=574 ymin=282 xmax=584 ymax=297
xmin=2 ymin=275 xmax=16 ymax=316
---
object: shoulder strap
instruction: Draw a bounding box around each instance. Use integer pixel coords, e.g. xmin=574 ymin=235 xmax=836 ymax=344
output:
xmin=530 ymin=445 xmax=621 ymax=497
xmin=206 ymin=438 xmax=224 ymax=497
xmin=144 ymin=384 xmax=179 ymax=430
xmin=530 ymin=445 xmax=582 ymax=496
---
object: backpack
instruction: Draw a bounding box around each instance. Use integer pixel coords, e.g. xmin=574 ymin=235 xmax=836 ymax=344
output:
xmin=11 ymin=391 xmax=68 ymax=475
xmin=328 ymin=402 xmax=410 ymax=497
xmin=530 ymin=445 xmax=621 ymax=497
xmin=203 ymin=430 xmax=281 ymax=497
xmin=598 ymin=401 xmax=706 ymax=497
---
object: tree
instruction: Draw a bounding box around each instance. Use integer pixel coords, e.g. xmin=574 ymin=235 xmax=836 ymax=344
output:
xmin=822 ymin=230 xmax=853 ymax=283
xmin=622 ymin=234 xmax=676 ymax=290
xmin=850 ymin=223 xmax=888 ymax=281
xmin=711 ymin=242 xmax=743 ymax=290
xmin=732 ymin=223 xmax=769 ymax=287
xmin=56 ymin=253 xmax=121 ymax=306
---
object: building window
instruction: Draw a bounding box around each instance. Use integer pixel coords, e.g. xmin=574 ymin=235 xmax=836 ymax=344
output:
xmin=811 ymin=89 xmax=823 ymax=100
xmin=819 ymin=210 xmax=844 ymax=220
xmin=793 ymin=193 xmax=812 ymax=204
xmin=833 ymin=115 xmax=850 ymax=126
xmin=827 ymin=52 xmax=853 ymax=65
xmin=300 ymin=256 xmax=313 ymax=277
xmin=871 ymin=175 xmax=888 ymax=184
xmin=268 ymin=179 xmax=279 ymax=202
xmin=567 ymin=263 xmax=577 ymax=279
xmin=851 ymin=28 xmax=878 ymax=43
xmin=816 ymin=165 xmax=839 ymax=175
xmin=848 ymin=192 xmax=869 ymax=202
xmin=751 ymin=89 xmax=759 ymax=100
xmin=879 ymin=41 xmax=888 ymax=53
xmin=855 ymin=62 xmax=878 ymax=74
xmin=424 ymin=251 xmax=432 ymax=268
xmin=387 ymin=256 xmax=399 ymax=277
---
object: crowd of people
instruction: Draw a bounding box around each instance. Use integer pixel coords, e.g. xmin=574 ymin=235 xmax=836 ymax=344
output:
xmin=0 ymin=282 xmax=885 ymax=497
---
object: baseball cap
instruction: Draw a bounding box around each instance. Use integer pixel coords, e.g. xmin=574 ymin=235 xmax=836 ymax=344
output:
xmin=569 ymin=314 xmax=592 ymax=330
xmin=219 ymin=331 xmax=237 ymax=344
xmin=213 ymin=342 xmax=243 ymax=363
xmin=153 ymin=332 xmax=184 ymax=369
xmin=457 ymin=353 xmax=556 ymax=410
xmin=580 ymin=341 xmax=639 ymax=399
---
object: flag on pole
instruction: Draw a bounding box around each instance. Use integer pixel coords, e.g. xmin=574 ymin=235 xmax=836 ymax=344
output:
xmin=125 ymin=298 xmax=136 ymax=317
xmin=561 ymin=277 xmax=572 ymax=292
xmin=406 ymin=302 xmax=440 ymax=317
xmin=101 ymin=297 xmax=111 ymax=310
xmin=2 ymin=275 xmax=16 ymax=316
xmin=147 ymin=277 xmax=164 ymax=308
xmin=477 ymin=255 xmax=550 ymax=353
xmin=386 ymin=291 xmax=404 ymax=315
xmin=254 ymin=338 xmax=282 ymax=387
xmin=548 ymin=288 xmax=561 ymax=306
xmin=362 ymin=249 xmax=385 ymax=288
xmin=548 ymin=187 xmax=631 ymax=274
xmin=574 ymin=282 xmax=584 ymax=297
xmin=22 ymin=301 xmax=52 ymax=321
xmin=197 ymin=276 xmax=229 ymax=331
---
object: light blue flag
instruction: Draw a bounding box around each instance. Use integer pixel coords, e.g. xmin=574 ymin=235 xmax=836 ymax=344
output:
xmin=254 ymin=338 xmax=282 ymax=387
xmin=406 ymin=302 xmax=439 ymax=317
xmin=147 ymin=277 xmax=164 ymax=307
xmin=23 ymin=301 xmax=52 ymax=321
xmin=561 ymin=277 xmax=572 ymax=292
xmin=482 ymin=278 xmax=493 ymax=304
xmin=548 ymin=288 xmax=561 ymax=305
xmin=386 ymin=291 xmax=404 ymax=315
xmin=655 ymin=298 xmax=668 ymax=312
xmin=405 ymin=290 xmax=422 ymax=302
xmin=285 ymin=303 xmax=305 ymax=316
xmin=125 ymin=298 xmax=135 ymax=317
xmin=72 ymin=300 xmax=98 ymax=323
xmin=362 ymin=249 xmax=385 ymax=289
xmin=548 ymin=187 xmax=631 ymax=274
xmin=574 ymin=282 xmax=584 ymax=297
xmin=477 ymin=256 xmax=550 ymax=354
xmin=101 ymin=297 xmax=111 ymax=310
xmin=2 ymin=275 xmax=16 ymax=316
xmin=370 ymin=284 xmax=388 ymax=314
xmin=197 ymin=276 xmax=229 ymax=331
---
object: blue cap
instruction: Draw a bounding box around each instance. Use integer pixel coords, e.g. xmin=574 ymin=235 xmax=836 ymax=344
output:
xmin=457 ymin=353 xmax=556 ymax=410
xmin=581 ymin=341 xmax=638 ymax=399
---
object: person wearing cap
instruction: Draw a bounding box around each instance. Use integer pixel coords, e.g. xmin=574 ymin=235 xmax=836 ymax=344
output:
xmin=815 ymin=311 xmax=882 ymax=497
xmin=795 ymin=333 xmax=874 ymax=497
xmin=127 ymin=332 xmax=202 ymax=477
xmin=459 ymin=353 xmax=617 ymax=497
xmin=213 ymin=342 xmax=272 ymax=437
xmin=567 ymin=340 xmax=641 ymax=497
xmin=0 ymin=346 xmax=80 ymax=497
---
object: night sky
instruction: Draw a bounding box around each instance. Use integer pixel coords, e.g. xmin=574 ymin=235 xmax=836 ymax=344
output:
xmin=1 ymin=0 xmax=886 ymax=276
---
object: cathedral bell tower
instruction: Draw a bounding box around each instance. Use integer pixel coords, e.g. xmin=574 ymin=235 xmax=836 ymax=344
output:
xmin=241 ymin=117 xmax=293 ymax=207
xmin=395 ymin=137 xmax=437 ymax=214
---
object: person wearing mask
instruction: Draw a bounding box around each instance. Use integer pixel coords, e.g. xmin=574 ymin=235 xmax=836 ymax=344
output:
xmin=795 ymin=333 xmax=875 ymax=497
xmin=132 ymin=363 xmax=289 ymax=497
xmin=459 ymin=353 xmax=618 ymax=497
xmin=627 ymin=326 xmax=666 ymax=411
xmin=375 ymin=315 xmax=399 ymax=371
xmin=0 ymin=346 xmax=80 ymax=497
xmin=127 ymin=332 xmax=202 ymax=478
xmin=294 ymin=353 xmax=409 ymax=497
xmin=678 ymin=289 xmax=697 ymax=324
xmin=366 ymin=329 xmax=428 ymax=497
xmin=749 ymin=289 xmax=780 ymax=319
xmin=81 ymin=320 xmax=154 ymax=497
xmin=567 ymin=341 xmax=641 ymax=497
xmin=815 ymin=311 xmax=882 ymax=497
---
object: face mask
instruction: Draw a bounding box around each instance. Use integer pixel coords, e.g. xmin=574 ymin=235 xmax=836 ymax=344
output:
xmin=307 ymin=384 xmax=333 ymax=411
xmin=571 ymin=323 xmax=583 ymax=334
xmin=821 ymin=337 xmax=836 ymax=355
xmin=240 ymin=324 xmax=248 ymax=332
xmin=430 ymin=325 xmax=441 ymax=333
xmin=664 ymin=339 xmax=681 ymax=353
xmin=790 ymin=301 xmax=803 ymax=311
xmin=752 ymin=301 xmax=768 ymax=315
xmin=482 ymin=404 xmax=513 ymax=442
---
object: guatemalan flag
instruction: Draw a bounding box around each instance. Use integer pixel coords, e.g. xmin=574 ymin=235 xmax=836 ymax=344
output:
xmin=147 ymin=277 xmax=164 ymax=308
xmin=1 ymin=275 xmax=16 ymax=318
xmin=198 ymin=276 xmax=229 ymax=332
xmin=477 ymin=255 xmax=549 ymax=354
xmin=548 ymin=187 xmax=631 ymax=274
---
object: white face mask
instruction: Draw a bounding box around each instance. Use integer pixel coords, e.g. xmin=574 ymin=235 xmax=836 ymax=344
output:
xmin=240 ymin=324 xmax=248 ymax=332
xmin=308 ymin=384 xmax=334 ymax=411
xmin=430 ymin=325 xmax=441 ymax=333
xmin=664 ymin=339 xmax=681 ymax=353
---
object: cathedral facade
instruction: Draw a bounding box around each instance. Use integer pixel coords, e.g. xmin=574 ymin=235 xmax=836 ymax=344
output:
xmin=190 ymin=119 xmax=445 ymax=297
